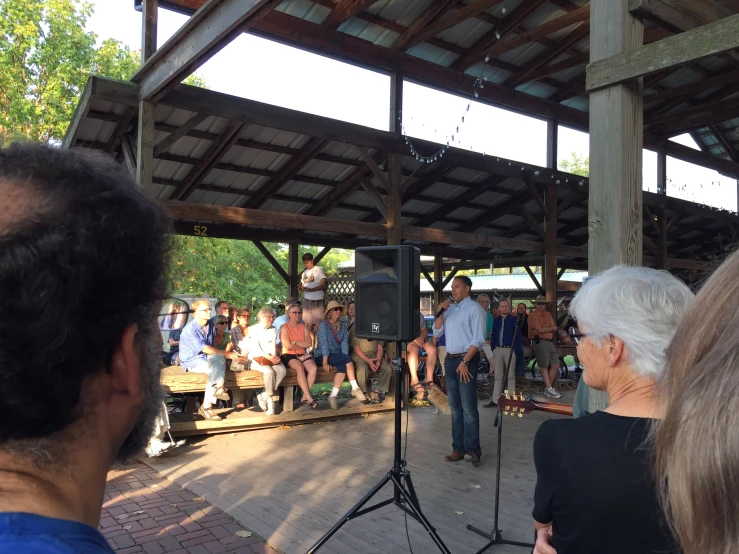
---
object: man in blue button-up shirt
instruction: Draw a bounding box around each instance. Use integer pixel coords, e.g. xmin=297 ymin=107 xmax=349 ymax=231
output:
xmin=486 ymin=298 xmax=523 ymax=407
xmin=433 ymin=276 xmax=487 ymax=465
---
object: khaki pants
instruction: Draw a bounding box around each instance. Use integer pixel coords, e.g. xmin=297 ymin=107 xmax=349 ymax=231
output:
xmin=251 ymin=362 xmax=287 ymax=395
xmin=351 ymin=352 xmax=392 ymax=394
xmin=480 ymin=342 xmax=494 ymax=361
xmin=492 ymin=347 xmax=517 ymax=401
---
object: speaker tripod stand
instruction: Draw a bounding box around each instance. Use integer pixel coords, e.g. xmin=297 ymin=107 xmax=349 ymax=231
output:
xmin=307 ymin=342 xmax=450 ymax=554
xmin=467 ymin=315 xmax=534 ymax=553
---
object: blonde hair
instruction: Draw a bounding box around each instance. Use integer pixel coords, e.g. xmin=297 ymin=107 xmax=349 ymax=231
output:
xmin=191 ymin=300 xmax=210 ymax=312
xmin=653 ymin=249 xmax=739 ymax=554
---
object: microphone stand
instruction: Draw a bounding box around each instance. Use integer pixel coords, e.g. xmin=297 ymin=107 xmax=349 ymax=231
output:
xmin=467 ymin=313 xmax=534 ymax=552
xmin=308 ymin=341 xmax=450 ymax=554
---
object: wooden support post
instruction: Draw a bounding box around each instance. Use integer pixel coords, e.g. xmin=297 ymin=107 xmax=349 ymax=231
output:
xmin=585 ymin=0 xmax=644 ymax=414
xmin=657 ymin=149 xmax=667 ymax=195
xmin=433 ymin=248 xmax=443 ymax=308
xmin=387 ymin=154 xmax=402 ymax=245
xmin=141 ymin=0 xmax=158 ymax=62
xmin=545 ymin=182 xmax=558 ymax=321
xmin=658 ymin=208 xmax=668 ymax=270
xmin=137 ymin=0 xmax=157 ymax=196
xmin=389 ymin=69 xmax=403 ymax=136
xmin=547 ymin=119 xmax=558 ymax=170
xmin=442 ymin=267 xmax=459 ymax=289
xmin=288 ymin=242 xmax=299 ymax=299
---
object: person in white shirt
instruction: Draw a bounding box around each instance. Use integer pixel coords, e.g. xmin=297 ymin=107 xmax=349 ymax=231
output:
xmin=299 ymin=253 xmax=327 ymax=333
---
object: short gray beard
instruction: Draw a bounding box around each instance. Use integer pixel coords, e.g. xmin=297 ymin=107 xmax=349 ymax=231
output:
xmin=115 ymin=321 xmax=164 ymax=463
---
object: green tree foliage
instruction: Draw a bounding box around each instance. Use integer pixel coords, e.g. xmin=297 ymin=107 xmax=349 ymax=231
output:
xmin=0 ymin=0 xmax=139 ymax=142
xmin=168 ymin=236 xmax=351 ymax=309
xmin=0 ymin=0 xmax=207 ymax=144
xmin=558 ymin=151 xmax=590 ymax=177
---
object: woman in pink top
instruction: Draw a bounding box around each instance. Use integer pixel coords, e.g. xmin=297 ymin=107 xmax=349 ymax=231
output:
xmin=280 ymin=303 xmax=318 ymax=408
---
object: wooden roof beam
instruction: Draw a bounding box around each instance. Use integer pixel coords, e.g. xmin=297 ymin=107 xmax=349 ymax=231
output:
xmin=712 ymin=126 xmax=739 ymax=162
xmin=171 ymin=121 xmax=245 ymax=201
xmin=153 ymin=113 xmax=209 ymax=157
xmin=507 ymin=23 xmax=590 ymax=86
xmin=453 ymin=0 xmax=550 ymax=71
xmin=405 ymin=0 xmax=506 ymax=51
xmin=483 ymin=4 xmax=590 ymax=59
xmin=391 ymin=0 xmax=457 ymax=51
xmin=243 ymin=137 xmax=327 ymax=209
xmin=586 ymin=14 xmax=739 ymax=92
xmin=629 ymin=0 xmax=734 ymax=34
xmin=323 ymin=0 xmax=379 ymax=30
xmin=412 ymin=174 xmax=508 ymax=228
xmin=131 ymin=0 xmax=275 ymax=100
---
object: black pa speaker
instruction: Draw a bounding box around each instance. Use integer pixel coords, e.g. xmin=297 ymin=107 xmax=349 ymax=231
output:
xmin=354 ymin=245 xmax=421 ymax=342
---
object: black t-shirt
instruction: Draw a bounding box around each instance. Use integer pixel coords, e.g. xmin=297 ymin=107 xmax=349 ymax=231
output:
xmin=533 ymin=412 xmax=678 ymax=554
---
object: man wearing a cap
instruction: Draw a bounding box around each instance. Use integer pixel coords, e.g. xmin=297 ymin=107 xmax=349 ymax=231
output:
xmin=529 ymin=296 xmax=562 ymax=399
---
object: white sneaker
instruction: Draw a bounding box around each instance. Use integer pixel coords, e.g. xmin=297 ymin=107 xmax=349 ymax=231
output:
xmin=546 ymin=387 xmax=562 ymax=399
xmin=257 ymin=392 xmax=268 ymax=411
xmin=351 ymin=388 xmax=368 ymax=402
xmin=266 ymin=396 xmax=275 ymax=415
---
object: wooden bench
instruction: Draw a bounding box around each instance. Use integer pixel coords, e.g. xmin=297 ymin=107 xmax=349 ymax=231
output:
xmin=160 ymin=363 xmax=395 ymax=414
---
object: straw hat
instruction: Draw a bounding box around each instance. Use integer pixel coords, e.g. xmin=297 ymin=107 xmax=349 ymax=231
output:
xmin=534 ymin=295 xmax=549 ymax=304
xmin=324 ymin=300 xmax=347 ymax=319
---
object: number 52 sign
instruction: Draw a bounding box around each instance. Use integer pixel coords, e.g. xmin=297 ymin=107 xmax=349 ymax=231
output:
xmin=193 ymin=225 xmax=208 ymax=237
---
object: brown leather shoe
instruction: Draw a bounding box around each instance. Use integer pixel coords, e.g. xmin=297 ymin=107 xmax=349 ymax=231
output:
xmin=444 ymin=451 xmax=465 ymax=462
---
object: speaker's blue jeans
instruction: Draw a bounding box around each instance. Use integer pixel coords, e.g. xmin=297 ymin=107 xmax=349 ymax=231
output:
xmin=444 ymin=355 xmax=481 ymax=457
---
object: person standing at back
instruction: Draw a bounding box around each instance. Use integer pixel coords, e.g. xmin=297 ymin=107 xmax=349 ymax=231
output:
xmin=433 ymin=276 xmax=487 ymax=466
xmin=528 ymin=296 xmax=561 ymax=399
xmin=299 ymin=253 xmax=327 ymax=336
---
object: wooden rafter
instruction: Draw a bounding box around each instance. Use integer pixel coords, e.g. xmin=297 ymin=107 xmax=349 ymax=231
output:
xmin=629 ymin=0 xmax=733 ymax=34
xmin=400 ymin=163 xmax=455 ymax=203
xmin=453 ymin=0 xmax=550 ymax=71
xmin=392 ymin=0 xmax=457 ymax=51
xmin=412 ymin=174 xmax=507 ymax=228
xmin=647 ymin=96 xmax=739 ymax=136
xmin=105 ymin=106 xmax=136 ymax=153
xmin=507 ymin=23 xmax=590 ymax=86
xmin=712 ymin=126 xmax=739 ymax=162
xmin=405 ymin=0 xmax=506 ymax=51
xmin=483 ymin=4 xmax=590 ymax=59
xmin=644 ymin=70 xmax=739 ymax=105
xmin=171 ymin=120 xmax=245 ymax=201
xmin=518 ymin=205 xmax=546 ymax=240
xmin=153 ymin=113 xmax=208 ymax=156
xmin=359 ymin=177 xmax=389 ymax=219
xmin=524 ymin=266 xmax=545 ymax=293
xmin=243 ymin=137 xmax=327 ymax=209
xmin=323 ymin=0 xmax=378 ymax=30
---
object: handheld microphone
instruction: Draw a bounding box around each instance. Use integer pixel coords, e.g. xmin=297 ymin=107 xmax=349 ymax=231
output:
xmin=435 ymin=298 xmax=452 ymax=319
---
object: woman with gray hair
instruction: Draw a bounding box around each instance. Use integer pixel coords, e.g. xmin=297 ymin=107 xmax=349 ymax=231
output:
xmin=248 ymin=306 xmax=287 ymax=416
xmin=532 ymin=266 xmax=694 ymax=554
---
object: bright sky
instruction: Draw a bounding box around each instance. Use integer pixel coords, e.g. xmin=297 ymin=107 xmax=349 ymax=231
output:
xmin=86 ymin=2 xmax=738 ymax=212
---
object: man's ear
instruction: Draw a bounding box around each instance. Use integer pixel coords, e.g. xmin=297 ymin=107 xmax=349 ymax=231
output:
xmin=607 ymin=335 xmax=625 ymax=367
xmin=108 ymin=323 xmax=143 ymax=402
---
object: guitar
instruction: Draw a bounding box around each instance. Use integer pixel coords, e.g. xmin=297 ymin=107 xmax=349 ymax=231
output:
xmin=497 ymin=391 xmax=573 ymax=418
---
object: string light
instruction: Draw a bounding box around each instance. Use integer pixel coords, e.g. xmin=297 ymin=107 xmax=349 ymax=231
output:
xmin=401 ymin=0 xmax=508 ymax=164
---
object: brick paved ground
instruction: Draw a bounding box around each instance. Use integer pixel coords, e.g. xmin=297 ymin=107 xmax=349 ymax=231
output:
xmin=100 ymin=462 xmax=283 ymax=554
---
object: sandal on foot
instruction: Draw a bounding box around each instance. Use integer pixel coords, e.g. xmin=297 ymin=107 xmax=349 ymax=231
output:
xmin=198 ymin=406 xmax=222 ymax=421
xmin=411 ymin=382 xmax=426 ymax=400
xmin=213 ymin=387 xmax=230 ymax=401
xmin=301 ymin=398 xmax=319 ymax=409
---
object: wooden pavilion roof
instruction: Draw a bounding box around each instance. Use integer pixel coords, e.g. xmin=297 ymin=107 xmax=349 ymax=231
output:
xmin=143 ymin=0 xmax=739 ymax=168
xmin=65 ymin=76 xmax=739 ymax=273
